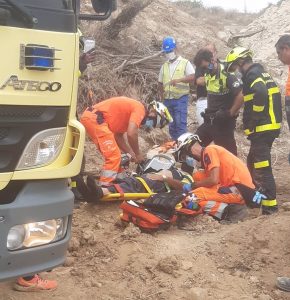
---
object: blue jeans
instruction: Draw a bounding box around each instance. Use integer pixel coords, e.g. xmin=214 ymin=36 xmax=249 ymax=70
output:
xmin=164 ymin=95 xmax=188 ymax=141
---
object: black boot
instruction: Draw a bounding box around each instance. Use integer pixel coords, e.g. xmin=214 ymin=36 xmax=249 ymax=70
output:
xmin=262 ymin=205 xmax=278 ymax=215
xmin=222 ymin=204 xmax=249 ymax=223
xmin=86 ymin=175 xmax=104 ymax=203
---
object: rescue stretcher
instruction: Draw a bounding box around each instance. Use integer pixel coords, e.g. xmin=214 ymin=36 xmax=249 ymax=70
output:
xmin=99 ymin=151 xmax=176 ymax=202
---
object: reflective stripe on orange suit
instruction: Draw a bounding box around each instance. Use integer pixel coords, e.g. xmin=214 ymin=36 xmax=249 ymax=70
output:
xmin=80 ymin=110 xmax=121 ymax=184
xmin=191 ymin=145 xmax=254 ymax=218
xmin=286 ymin=66 xmax=290 ymax=97
xmin=193 ymin=171 xmax=243 ymax=219
xmin=80 ymin=97 xmax=145 ymax=185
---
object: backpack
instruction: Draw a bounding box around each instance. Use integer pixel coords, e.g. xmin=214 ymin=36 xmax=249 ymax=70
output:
xmin=120 ymin=191 xmax=184 ymax=232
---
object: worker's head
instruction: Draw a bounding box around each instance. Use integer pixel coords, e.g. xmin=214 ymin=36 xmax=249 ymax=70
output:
xmin=204 ymin=43 xmax=218 ymax=61
xmin=142 ymin=101 xmax=173 ymax=131
xmin=173 ymin=133 xmax=202 ymax=165
xmin=225 ymin=47 xmax=253 ymax=75
xmin=194 ymin=49 xmax=217 ymax=75
xmin=275 ymin=35 xmax=290 ymax=65
xmin=162 ymin=36 xmax=177 ymax=61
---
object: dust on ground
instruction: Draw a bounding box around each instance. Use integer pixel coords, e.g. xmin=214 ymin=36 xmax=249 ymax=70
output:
xmin=1 ymin=186 xmax=290 ymax=300
xmin=1 ymin=1 xmax=290 ymax=299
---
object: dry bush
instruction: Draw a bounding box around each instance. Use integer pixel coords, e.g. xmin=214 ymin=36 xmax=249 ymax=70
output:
xmin=78 ymin=0 xmax=164 ymax=112
xmin=105 ymin=0 xmax=154 ymax=39
xmin=77 ymin=37 xmax=163 ymax=113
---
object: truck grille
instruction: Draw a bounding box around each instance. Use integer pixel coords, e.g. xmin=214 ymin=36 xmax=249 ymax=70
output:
xmin=0 ymin=105 xmax=69 ymax=173
xmin=0 ymin=107 xmax=45 ymax=119
xmin=0 ymin=128 xmax=9 ymax=140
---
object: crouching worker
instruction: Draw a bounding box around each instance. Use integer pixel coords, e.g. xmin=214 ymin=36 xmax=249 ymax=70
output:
xmin=173 ymin=133 xmax=266 ymax=220
xmin=80 ymin=97 xmax=171 ymax=186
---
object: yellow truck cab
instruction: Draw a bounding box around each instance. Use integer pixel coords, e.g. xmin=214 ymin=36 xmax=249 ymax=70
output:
xmin=0 ymin=0 xmax=115 ymax=281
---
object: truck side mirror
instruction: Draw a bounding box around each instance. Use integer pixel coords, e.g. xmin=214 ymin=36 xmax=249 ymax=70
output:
xmin=91 ymin=0 xmax=116 ymax=14
xmin=79 ymin=0 xmax=117 ymax=21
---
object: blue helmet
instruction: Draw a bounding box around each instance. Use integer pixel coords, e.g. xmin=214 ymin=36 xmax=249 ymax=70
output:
xmin=162 ymin=36 xmax=176 ymax=53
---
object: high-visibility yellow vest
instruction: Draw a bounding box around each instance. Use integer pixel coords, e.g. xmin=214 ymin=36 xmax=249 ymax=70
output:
xmin=162 ymin=58 xmax=190 ymax=99
xmin=205 ymin=64 xmax=229 ymax=96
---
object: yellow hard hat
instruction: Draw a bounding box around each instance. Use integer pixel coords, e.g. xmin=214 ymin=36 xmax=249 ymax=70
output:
xmin=225 ymin=47 xmax=253 ymax=71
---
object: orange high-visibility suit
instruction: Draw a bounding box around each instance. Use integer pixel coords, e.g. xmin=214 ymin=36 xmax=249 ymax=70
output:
xmin=286 ymin=66 xmax=290 ymax=97
xmin=192 ymin=145 xmax=255 ymax=218
xmin=285 ymin=66 xmax=290 ymax=129
xmin=80 ymin=97 xmax=145 ymax=185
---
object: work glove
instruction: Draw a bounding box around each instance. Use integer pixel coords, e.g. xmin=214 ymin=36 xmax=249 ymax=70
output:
xmin=186 ymin=200 xmax=199 ymax=210
xmin=252 ymin=191 xmax=267 ymax=205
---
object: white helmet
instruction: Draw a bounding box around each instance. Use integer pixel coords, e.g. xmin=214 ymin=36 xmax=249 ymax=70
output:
xmin=174 ymin=133 xmax=201 ymax=162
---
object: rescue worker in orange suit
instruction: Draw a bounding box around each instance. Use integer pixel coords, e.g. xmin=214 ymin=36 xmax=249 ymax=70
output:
xmin=171 ymin=133 xmax=267 ymax=219
xmin=193 ymin=49 xmax=244 ymax=156
xmin=80 ymin=98 xmax=172 ymax=185
xmin=225 ymin=47 xmax=282 ymax=215
xmin=275 ymin=34 xmax=290 ymax=293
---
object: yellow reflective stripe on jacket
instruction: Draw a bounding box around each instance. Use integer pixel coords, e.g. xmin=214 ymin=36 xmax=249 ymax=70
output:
xmin=163 ymin=58 xmax=190 ymax=99
xmin=250 ymin=77 xmax=266 ymax=88
xmin=181 ymin=174 xmax=194 ymax=185
xmin=135 ymin=177 xmax=154 ymax=195
xmin=244 ymin=93 xmax=254 ymax=102
xmin=268 ymin=87 xmax=280 ymax=95
xmin=254 ymin=160 xmax=270 ymax=169
xmin=244 ymin=86 xmax=281 ymax=135
xmin=244 ymin=129 xmax=254 ymax=135
xmin=261 ymin=199 xmax=277 ymax=207
xmin=268 ymin=86 xmax=280 ymax=125
xmin=256 ymin=123 xmax=281 ymax=132
xmin=244 ymin=123 xmax=281 ymax=135
xmin=253 ymin=105 xmax=264 ymax=112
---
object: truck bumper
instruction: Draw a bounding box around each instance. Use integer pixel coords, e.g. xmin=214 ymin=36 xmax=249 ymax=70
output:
xmin=0 ymin=179 xmax=73 ymax=281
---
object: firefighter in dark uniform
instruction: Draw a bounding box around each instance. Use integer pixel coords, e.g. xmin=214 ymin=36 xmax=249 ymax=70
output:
xmin=225 ymin=47 xmax=282 ymax=215
xmin=193 ymin=49 xmax=244 ymax=156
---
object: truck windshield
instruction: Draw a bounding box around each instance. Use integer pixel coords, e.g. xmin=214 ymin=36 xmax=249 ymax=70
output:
xmin=0 ymin=0 xmax=76 ymax=32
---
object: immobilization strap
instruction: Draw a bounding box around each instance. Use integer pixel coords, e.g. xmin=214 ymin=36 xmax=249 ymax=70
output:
xmin=164 ymin=182 xmax=171 ymax=192
xmin=113 ymin=184 xmax=125 ymax=198
xmin=136 ymin=177 xmax=154 ymax=195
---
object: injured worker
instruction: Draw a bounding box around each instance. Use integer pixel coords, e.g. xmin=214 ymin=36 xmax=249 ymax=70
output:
xmin=77 ymin=163 xmax=194 ymax=203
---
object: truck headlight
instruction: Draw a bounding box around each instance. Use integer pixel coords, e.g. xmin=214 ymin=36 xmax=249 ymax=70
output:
xmin=7 ymin=217 xmax=68 ymax=251
xmin=16 ymin=127 xmax=66 ymax=170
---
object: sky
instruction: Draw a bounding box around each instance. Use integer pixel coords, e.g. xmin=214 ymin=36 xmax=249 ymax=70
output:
xmin=201 ymin=0 xmax=280 ymax=13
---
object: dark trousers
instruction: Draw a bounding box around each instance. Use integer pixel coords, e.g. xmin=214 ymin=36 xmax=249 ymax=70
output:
xmin=196 ymin=118 xmax=237 ymax=156
xmin=247 ymin=132 xmax=279 ymax=212
xmin=108 ymin=176 xmax=166 ymax=194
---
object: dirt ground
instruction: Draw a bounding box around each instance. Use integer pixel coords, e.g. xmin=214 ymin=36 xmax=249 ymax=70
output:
xmin=1 ymin=127 xmax=290 ymax=300
xmin=1 ymin=0 xmax=290 ymax=298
